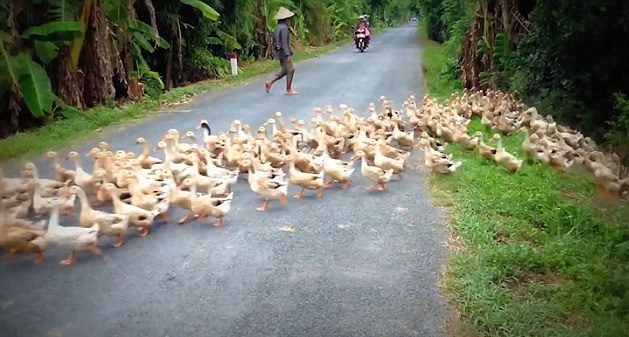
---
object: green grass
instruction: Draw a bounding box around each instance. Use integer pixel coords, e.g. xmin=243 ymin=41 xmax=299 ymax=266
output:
xmin=421 ymin=28 xmax=629 ymax=337
xmin=0 ymin=38 xmax=353 ymax=162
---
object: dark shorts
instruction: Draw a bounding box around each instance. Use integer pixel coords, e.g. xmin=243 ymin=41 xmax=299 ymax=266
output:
xmin=275 ymin=57 xmax=295 ymax=79
xmin=280 ymin=57 xmax=294 ymax=73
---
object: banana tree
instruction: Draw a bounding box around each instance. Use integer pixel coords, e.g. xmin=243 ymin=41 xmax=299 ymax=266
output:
xmin=1 ymin=0 xmax=83 ymax=136
xmin=328 ymin=0 xmax=365 ymax=40
xmin=154 ymin=0 xmax=220 ymax=89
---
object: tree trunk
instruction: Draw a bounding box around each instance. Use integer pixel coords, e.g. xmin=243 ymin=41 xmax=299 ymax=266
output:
xmin=164 ymin=27 xmax=176 ymax=90
xmin=80 ymin=0 xmax=115 ymax=107
xmin=54 ymin=46 xmax=86 ymax=110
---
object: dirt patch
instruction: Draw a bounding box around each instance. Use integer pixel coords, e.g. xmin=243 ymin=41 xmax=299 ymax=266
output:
xmin=492 ymin=230 xmax=509 ymax=244
xmin=505 ymin=271 xmax=566 ymax=299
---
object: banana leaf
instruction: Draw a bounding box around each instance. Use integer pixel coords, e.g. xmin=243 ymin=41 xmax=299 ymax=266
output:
xmin=16 ymin=53 xmax=55 ymax=118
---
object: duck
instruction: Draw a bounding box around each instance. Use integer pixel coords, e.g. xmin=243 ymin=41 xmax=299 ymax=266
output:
xmin=287 ymin=159 xmax=326 ymax=199
xmin=44 ymin=151 xmax=76 ymax=183
xmin=416 ymin=139 xmax=463 ymax=174
xmin=351 ymin=150 xmax=394 ymax=192
xmin=136 ymin=137 xmax=163 ymax=169
xmin=491 ymin=134 xmax=523 ymax=173
xmin=67 ymin=151 xmax=99 ymax=194
xmin=42 ymin=199 xmax=101 ymax=266
xmin=476 ymin=132 xmax=498 ymax=162
xmin=373 ymin=139 xmax=406 ymax=179
xmin=319 ymin=150 xmax=355 ymax=189
xmin=245 ymin=160 xmax=288 ymax=212
xmin=63 ymin=185 xmax=129 ymax=248
xmin=104 ymin=183 xmax=160 ymax=237
xmin=178 ymin=176 xmax=234 ymax=227
xmin=28 ymin=180 xmax=76 ymax=217
xmin=0 ymin=210 xmax=47 ymax=265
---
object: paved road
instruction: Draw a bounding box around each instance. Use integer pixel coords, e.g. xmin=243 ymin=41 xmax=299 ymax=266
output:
xmin=0 ymin=23 xmax=449 ymax=337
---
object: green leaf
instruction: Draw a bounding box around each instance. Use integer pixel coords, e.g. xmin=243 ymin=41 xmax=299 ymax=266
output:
xmin=16 ymin=53 xmax=55 ymax=118
xmin=21 ymin=21 xmax=83 ymax=42
xmin=132 ymin=31 xmax=155 ymax=52
xmin=180 ymin=0 xmax=220 ymax=21
xmin=104 ymin=0 xmax=130 ymax=25
xmin=34 ymin=40 xmax=60 ymax=63
xmin=0 ymin=32 xmax=19 ymax=84
xmin=157 ymin=36 xmax=169 ymax=49
xmin=59 ymin=105 xmax=80 ymax=119
xmin=49 ymin=0 xmax=79 ymax=22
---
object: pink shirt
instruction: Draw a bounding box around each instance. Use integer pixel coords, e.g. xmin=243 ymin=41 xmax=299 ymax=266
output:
xmin=357 ymin=22 xmax=370 ymax=36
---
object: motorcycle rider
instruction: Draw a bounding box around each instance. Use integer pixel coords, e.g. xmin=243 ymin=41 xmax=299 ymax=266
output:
xmin=354 ymin=15 xmax=371 ymax=48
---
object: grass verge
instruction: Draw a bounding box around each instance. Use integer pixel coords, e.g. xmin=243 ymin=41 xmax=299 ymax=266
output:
xmin=0 ymin=36 xmax=358 ymax=162
xmin=420 ymin=25 xmax=629 ymax=337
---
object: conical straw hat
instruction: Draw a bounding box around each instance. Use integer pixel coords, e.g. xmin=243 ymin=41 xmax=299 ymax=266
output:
xmin=275 ymin=7 xmax=295 ymax=20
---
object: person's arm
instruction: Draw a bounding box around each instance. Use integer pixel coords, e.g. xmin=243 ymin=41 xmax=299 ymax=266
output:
xmin=280 ymin=26 xmax=292 ymax=59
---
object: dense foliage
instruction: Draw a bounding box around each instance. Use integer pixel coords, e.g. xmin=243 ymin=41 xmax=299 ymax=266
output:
xmin=0 ymin=0 xmax=414 ymax=138
xmin=417 ymin=0 xmax=629 ymax=143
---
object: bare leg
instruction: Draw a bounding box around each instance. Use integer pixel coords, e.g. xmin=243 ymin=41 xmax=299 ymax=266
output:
xmin=285 ymin=61 xmax=298 ymax=95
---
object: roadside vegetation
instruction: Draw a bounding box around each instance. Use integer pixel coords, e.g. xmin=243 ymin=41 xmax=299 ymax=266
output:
xmin=417 ymin=2 xmax=629 ymax=336
xmin=0 ymin=0 xmax=407 ymax=161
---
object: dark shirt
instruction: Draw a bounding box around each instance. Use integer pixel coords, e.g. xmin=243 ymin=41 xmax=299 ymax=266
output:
xmin=273 ymin=22 xmax=292 ymax=59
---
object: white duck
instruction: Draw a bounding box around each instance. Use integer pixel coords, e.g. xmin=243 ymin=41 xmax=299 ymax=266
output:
xmin=43 ymin=199 xmax=101 ymax=266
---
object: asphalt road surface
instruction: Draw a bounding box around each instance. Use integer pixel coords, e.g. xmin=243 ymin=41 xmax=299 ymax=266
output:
xmin=0 ymin=23 xmax=449 ymax=337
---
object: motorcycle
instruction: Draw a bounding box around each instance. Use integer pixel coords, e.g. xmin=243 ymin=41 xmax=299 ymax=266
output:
xmin=354 ymin=28 xmax=368 ymax=52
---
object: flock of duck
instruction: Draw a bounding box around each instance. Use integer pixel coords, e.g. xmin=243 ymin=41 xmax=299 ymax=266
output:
xmin=1 ymin=90 xmax=626 ymax=267
xmin=418 ymin=89 xmax=628 ymax=196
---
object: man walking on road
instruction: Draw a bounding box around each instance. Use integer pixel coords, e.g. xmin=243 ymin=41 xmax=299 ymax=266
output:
xmin=265 ymin=7 xmax=299 ymax=95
